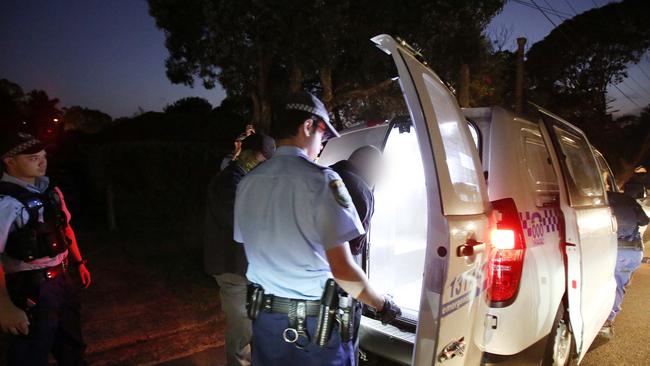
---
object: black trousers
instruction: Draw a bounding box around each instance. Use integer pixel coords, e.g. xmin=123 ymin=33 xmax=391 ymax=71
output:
xmin=5 ymin=270 xmax=87 ymax=366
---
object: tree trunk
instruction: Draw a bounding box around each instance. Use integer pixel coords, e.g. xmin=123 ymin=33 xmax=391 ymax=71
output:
xmin=458 ymin=64 xmax=470 ymax=108
xmin=320 ymin=65 xmax=333 ymax=108
xmin=289 ymin=62 xmax=303 ymax=93
xmin=251 ymin=50 xmax=273 ymax=132
xmin=106 ymin=183 xmax=117 ymax=231
xmin=515 ymin=37 xmax=527 ymax=114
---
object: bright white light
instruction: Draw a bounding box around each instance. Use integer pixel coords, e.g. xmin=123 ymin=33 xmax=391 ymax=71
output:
xmin=491 ymin=229 xmax=515 ymax=250
xmin=369 ymin=126 xmax=428 ymax=312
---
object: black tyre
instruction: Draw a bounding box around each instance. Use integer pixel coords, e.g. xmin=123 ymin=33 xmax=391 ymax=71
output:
xmin=541 ymin=302 xmax=574 ymax=366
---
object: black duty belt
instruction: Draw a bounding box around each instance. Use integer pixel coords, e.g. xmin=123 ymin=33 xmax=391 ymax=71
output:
xmin=263 ymin=294 xmax=321 ymax=316
xmin=262 ymin=294 xmax=320 ymax=347
xmin=6 ymin=258 xmax=69 ymax=282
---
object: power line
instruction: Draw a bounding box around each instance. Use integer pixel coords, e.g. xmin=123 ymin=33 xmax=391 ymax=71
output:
xmin=511 ymin=0 xmax=570 ymax=20
xmin=529 ymin=0 xmax=561 ymax=28
xmin=542 ymin=0 xmax=567 ymax=22
xmin=562 ymin=0 xmax=580 ymax=16
xmin=628 ymin=73 xmax=650 ymax=97
xmin=612 ymin=84 xmax=642 ymax=109
xmin=528 ymin=0 xmax=647 ymax=109
xmin=638 ymin=64 xmax=650 ymax=82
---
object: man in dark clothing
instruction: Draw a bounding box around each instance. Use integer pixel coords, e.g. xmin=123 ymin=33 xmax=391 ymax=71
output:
xmin=600 ymin=189 xmax=649 ymax=338
xmin=204 ymin=133 xmax=275 ymax=366
xmin=330 ymin=145 xmax=383 ymax=260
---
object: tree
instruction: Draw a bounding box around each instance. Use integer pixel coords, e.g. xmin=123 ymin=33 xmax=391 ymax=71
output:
xmin=525 ymin=0 xmax=650 ymax=183
xmin=148 ymin=0 xmax=505 ymax=130
xmin=604 ymin=104 xmax=650 ymax=185
xmin=163 ymin=96 xmax=213 ymax=116
xmin=526 ymin=0 xmax=650 ymax=135
xmin=0 ymin=79 xmax=26 ymax=131
xmin=63 ymin=106 xmax=113 ymax=134
xmin=23 ymin=90 xmax=63 ymax=140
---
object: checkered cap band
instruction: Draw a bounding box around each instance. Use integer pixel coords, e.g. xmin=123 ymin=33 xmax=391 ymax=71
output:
xmin=2 ymin=138 xmax=42 ymax=159
xmin=285 ymin=103 xmax=330 ymax=123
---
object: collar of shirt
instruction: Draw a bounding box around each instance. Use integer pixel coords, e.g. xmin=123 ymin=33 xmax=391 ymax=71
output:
xmin=0 ymin=173 xmax=50 ymax=193
xmin=275 ymin=145 xmax=310 ymax=160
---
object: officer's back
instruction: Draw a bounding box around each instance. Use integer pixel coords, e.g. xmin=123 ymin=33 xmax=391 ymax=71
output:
xmin=236 ymin=145 xmax=359 ymax=300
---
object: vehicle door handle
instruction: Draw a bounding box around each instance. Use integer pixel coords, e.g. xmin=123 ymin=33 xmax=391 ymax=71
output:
xmin=457 ymin=238 xmax=484 ymax=257
xmin=438 ymin=337 xmax=466 ymax=362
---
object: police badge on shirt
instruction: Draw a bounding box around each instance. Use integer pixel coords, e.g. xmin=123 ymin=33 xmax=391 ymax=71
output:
xmin=329 ymin=179 xmax=352 ymax=208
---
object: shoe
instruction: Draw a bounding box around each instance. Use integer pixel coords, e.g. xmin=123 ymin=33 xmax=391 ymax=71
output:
xmin=599 ymin=320 xmax=614 ymax=339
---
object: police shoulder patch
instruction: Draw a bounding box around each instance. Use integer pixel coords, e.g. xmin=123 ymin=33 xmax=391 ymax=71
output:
xmin=329 ymin=179 xmax=352 ymax=208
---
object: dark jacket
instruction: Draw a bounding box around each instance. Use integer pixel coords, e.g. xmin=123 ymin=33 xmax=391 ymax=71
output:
xmin=204 ymin=161 xmax=248 ymax=276
xmin=330 ymin=160 xmax=374 ymax=255
xmin=608 ymin=191 xmax=649 ymax=247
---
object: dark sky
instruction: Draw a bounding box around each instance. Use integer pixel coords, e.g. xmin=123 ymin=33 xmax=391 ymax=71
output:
xmin=0 ymin=0 xmax=225 ymax=118
xmin=1 ymin=0 xmax=648 ymax=118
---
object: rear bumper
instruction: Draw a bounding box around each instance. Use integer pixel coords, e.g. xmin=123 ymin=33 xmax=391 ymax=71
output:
xmin=482 ymin=335 xmax=549 ymax=364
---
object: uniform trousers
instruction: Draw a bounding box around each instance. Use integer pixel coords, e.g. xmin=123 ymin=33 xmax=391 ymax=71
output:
xmin=214 ymin=273 xmax=252 ymax=366
xmin=608 ymin=247 xmax=644 ymax=322
xmin=252 ymin=311 xmax=355 ymax=366
xmin=5 ymin=270 xmax=86 ymax=366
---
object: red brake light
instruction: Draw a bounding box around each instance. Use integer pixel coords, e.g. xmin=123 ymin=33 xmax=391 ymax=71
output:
xmin=491 ymin=229 xmax=515 ymax=249
xmin=486 ymin=198 xmax=526 ymax=305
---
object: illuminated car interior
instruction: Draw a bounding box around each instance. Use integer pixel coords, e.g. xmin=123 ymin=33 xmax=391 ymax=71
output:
xmin=368 ymin=121 xmax=428 ymax=325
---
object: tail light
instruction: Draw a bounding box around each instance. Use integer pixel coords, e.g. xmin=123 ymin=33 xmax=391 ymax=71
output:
xmin=486 ymin=198 xmax=526 ymax=306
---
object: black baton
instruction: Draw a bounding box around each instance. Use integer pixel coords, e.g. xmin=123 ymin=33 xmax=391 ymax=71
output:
xmin=315 ymin=279 xmax=339 ymax=347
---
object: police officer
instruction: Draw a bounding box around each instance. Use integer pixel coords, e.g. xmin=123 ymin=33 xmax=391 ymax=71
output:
xmin=204 ymin=133 xmax=275 ymax=366
xmin=600 ymin=188 xmax=649 ymax=338
xmin=0 ymin=132 xmax=91 ymax=365
xmin=234 ymin=92 xmax=401 ymax=365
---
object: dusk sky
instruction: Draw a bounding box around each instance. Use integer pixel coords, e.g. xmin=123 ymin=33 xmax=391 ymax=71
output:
xmin=1 ymin=0 xmax=648 ymax=118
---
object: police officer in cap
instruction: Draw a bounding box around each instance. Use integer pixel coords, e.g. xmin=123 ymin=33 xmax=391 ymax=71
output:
xmin=0 ymin=132 xmax=91 ymax=365
xmin=234 ymin=92 xmax=401 ymax=365
xmin=204 ymin=133 xmax=275 ymax=365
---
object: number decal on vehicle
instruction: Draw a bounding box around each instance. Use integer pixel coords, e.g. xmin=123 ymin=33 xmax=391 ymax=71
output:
xmin=442 ymin=266 xmax=484 ymax=317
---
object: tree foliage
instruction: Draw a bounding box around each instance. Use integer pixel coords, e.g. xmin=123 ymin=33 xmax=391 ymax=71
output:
xmin=0 ymin=79 xmax=63 ymax=140
xmin=525 ymin=0 xmax=650 ymax=182
xmin=148 ymin=0 xmax=505 ymax=129
xmin=63 ymin=106 xmax=113 ymax=134
xmin=526 ymin=0 xmax=650 ymax=130
xmin=163 ymin=96 xmax=213 ymax=116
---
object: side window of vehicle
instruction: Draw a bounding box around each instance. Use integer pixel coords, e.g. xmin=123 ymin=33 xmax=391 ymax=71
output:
xmin=594 ymin=152 xmax=616 ymax=193
xmin=368 ymin=123 xmax=428 ymax=319
xmin=553 ymin=126 xmax=606 ymax=207
xmin=521 ymin=128 xmax=558 ymax=206
xmin=422 ymin=73 xmax=483 ymax=209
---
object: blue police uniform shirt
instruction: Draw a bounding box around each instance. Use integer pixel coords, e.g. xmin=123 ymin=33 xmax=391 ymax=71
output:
xmin=234 ymin=146 xmax=364 ymax=300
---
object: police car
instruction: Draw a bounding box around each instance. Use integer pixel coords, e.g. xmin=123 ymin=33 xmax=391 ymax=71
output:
xmin=466 ymin=107 xmax=616 ymax=365
xmin=319 ymin=35 xmax=617 ymax=365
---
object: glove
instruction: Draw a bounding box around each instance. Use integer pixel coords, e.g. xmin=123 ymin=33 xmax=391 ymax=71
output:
xmin=376 ymin=295 xmax=401 ymax=325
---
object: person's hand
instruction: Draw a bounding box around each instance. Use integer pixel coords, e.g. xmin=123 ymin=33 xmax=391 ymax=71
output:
xmin=78 ymin=263 xmax=92 ymax=289
xmin=377 ymin=295 xmax=401 ymax=325
xmin=0 ymin=303 xmax=29 ymax=335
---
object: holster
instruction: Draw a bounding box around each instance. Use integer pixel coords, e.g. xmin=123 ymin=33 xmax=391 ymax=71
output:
xmin=315 ymin=279 xmax=339 ymax=347
xmin=338 ymin=294 xmax=359 ymax=343
xmin=5 ymin=271 xmax=43 ymax=322
xmin=246 ymin=283 xmax=265 ymax=320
